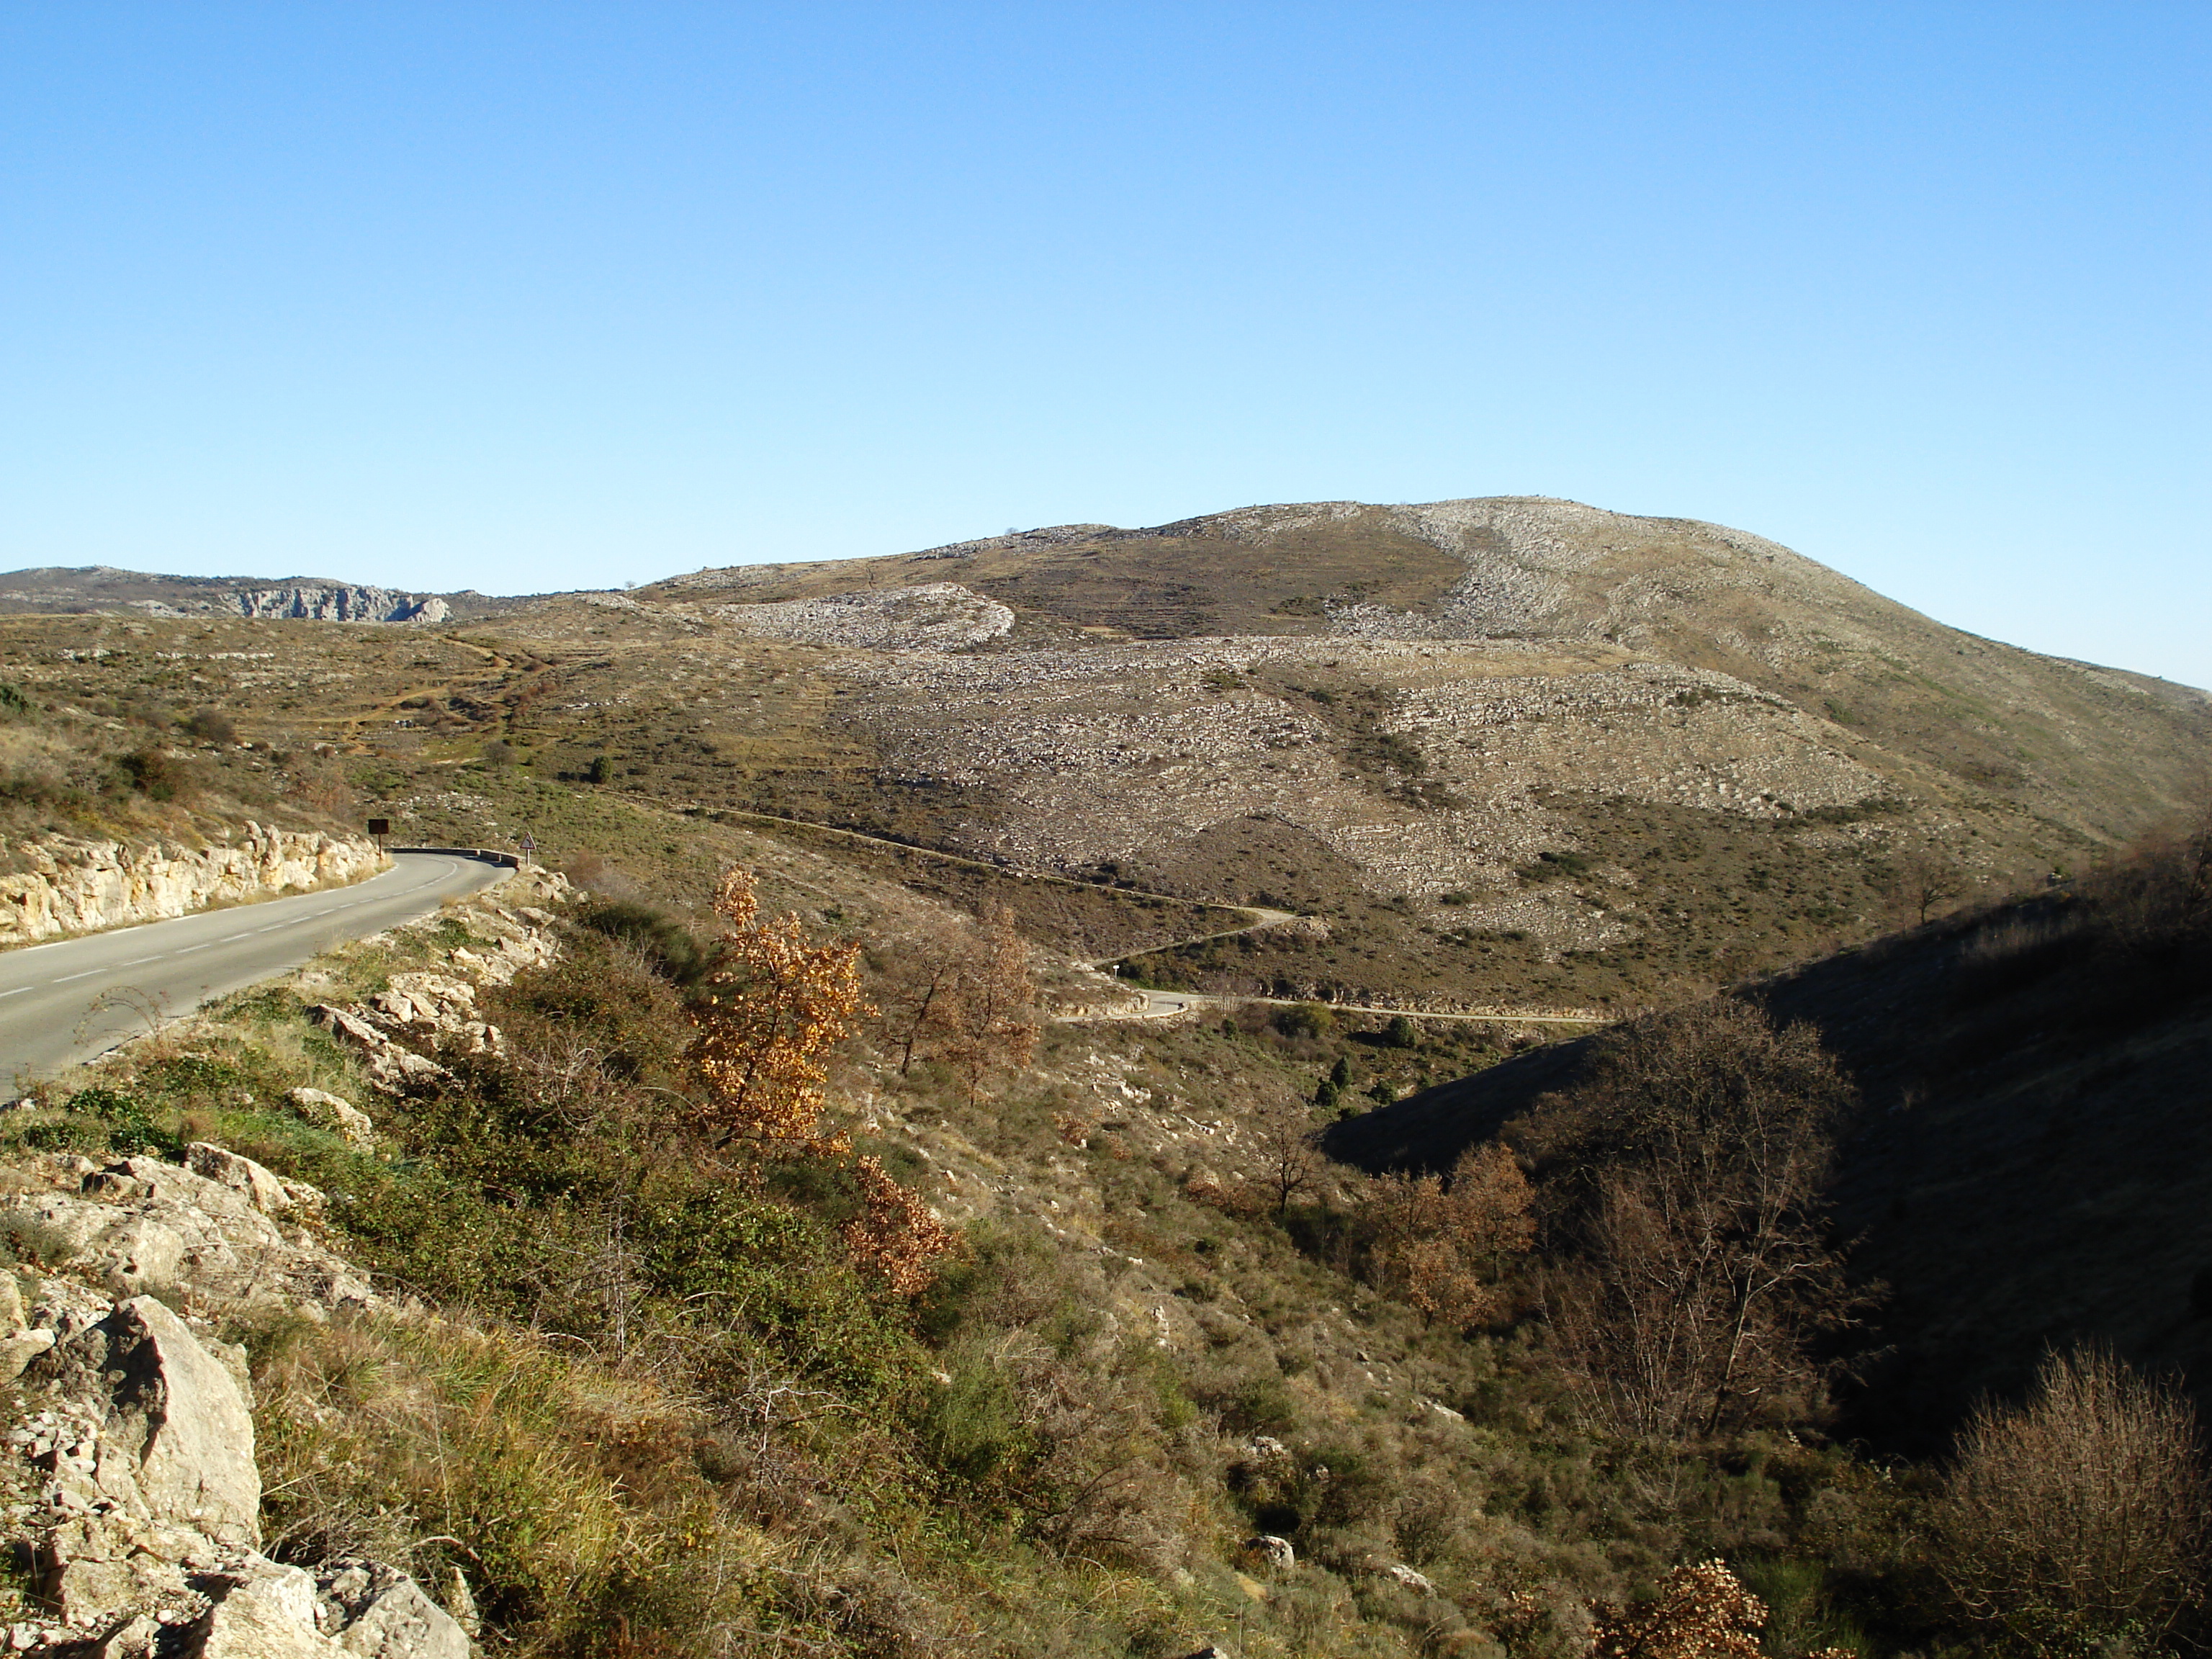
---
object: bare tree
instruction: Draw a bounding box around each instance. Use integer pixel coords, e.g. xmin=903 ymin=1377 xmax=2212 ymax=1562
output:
xmin=943 ymin=904 xmax=1040 ymax=1103
xmin=1523 ymin=999 xmax=1860 ymax=1439
xmin=1936 ymin=1344 xmax=2208 ymax=1654
xmin=875 ymin=904 xmax=1040 ymax=1100
xmin=1249 ymin=1093 xmax=1323 ymax=1215
xmin=1881 ymin=844 xmax=1967 ymax=927
xmin=880 ymin=948 xmax=961 ymax=1077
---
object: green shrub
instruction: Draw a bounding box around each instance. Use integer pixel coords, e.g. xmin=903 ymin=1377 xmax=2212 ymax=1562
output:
xmin=1273 ymin=1002 xmax=1334 ymax=1040
xmin=56 ymin=1087 xmax=183 ymax=1159
xmin=180 ymin=708 xmax=236 ymax=745
xmin=117 ymin=746 xmax=192 ymax=801
xmin=575 ymin=900 xmax=710 ymax=986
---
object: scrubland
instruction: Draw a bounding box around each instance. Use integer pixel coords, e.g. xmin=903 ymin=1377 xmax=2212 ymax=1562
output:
xmin=2 ymin=809 xmax=2201 ymax=1657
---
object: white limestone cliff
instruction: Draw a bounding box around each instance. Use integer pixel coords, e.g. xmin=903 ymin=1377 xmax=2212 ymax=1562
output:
xmin=0 ymin=827 xmax=385 ymax=948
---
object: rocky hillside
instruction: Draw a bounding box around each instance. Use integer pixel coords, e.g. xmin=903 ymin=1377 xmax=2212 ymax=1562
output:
xmin=0 ymin=569 xmax=485 ymax=626
xmin=2 ymin=722 xmax=2200 ymax=1653
xmin=648 ymin=496 xmax=2210 ymax=851
xmin=0 ymin=1147 xmax=473 ymax=1657
xmin=7 ymin=498 xmax=2203 ymax=1015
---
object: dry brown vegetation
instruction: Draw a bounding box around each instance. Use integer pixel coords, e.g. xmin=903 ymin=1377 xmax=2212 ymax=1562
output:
xmin=1518 ymin=1002 xmax=1861 ymax=1442
xmin=24 ymin=819 xmax=2212 ymax=1656
xmin=1935 ymin=1345 xmax=2208 ymax=1654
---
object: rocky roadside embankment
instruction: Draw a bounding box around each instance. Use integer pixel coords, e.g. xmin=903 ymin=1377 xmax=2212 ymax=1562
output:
xmin=0 ymin=864 xmax=577 ymax=1653
xmin=0 ymin=1139 xmax=472 ymax=1656
xmin=302 ymin=868 xmax=570 ymax=1093
xmin=0 ymin=829 xmax=386 ymax=950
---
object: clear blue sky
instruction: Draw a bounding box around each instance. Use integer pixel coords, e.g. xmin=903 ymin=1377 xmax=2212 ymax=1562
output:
xmin=4 ymin=4 xmax=2206 ymax=685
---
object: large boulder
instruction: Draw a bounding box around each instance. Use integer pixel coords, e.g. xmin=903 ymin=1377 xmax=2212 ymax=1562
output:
xmin=46 ymin=1155 xmax=374 ymax=1318
xmin=1 ymin=1193 xmax=185 ymax=1297
xmin=184 ymin=1560 xmax=338 ymax=1658
xmin=184 ymin=1146 xmax=295 ymax=1218
xmin=54 ymin=1295 xmax=264 ymax=1547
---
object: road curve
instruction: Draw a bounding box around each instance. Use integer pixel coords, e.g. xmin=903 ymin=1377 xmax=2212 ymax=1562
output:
xmin=0 ymin=852 xmax=508 ymax=1084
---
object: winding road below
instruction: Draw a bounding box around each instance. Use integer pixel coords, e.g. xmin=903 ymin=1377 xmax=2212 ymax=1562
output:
xmin=1097 ymin=984 xmax=1606 ymax=1025
xmin=0 ymin=851 xmax=508 ymax=1084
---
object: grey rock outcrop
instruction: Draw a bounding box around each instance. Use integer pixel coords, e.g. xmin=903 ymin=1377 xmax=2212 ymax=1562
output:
xmin=6 ymin=1151 xmax=374 ymax=1316
xmin=89 ymin=1295 xmax=261 ymax=1545
xmin=316 ymin=1563 xmax=470 ymax=1659
xmin=222 ymin=587 xmax=449 ymax=626
xmin=0 ymin=1149 xmax=462 ymax=1658
xmin=283 ymin=1091 xmax=374 ymax=1149
xmin=305 ymin=1007 xmax=450 ymax=1094
xmin=1242 ymin=1534 xmax=1295 ymax=1571
xmin=307 ymin=872 xmax=565 ymax=1093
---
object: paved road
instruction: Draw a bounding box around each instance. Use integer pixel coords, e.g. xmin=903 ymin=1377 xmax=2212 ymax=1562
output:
xmin=1102 ymin=984 xmax=1606 ymax=1025
xmin=0 ymin=852 xmax=508 ymax=1084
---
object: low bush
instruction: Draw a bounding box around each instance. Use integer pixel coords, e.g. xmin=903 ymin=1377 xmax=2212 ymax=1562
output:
xmin=1935 ymin=1345 xmax=2208 ymax=1654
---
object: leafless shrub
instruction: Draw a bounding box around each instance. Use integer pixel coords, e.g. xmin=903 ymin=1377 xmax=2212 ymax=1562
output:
xmin=1246 ymin=1090 xmax=1324 ymax=1215
xmin=1934 ymin=1344 xmax=2208 ymax=1653
xmin=873 ymin=904 xmax=1038 ymax=1101
xmin=1877 ymin=844 xmax=1969 ymax=927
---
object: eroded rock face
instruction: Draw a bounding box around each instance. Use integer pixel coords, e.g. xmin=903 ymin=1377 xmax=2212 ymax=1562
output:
xmin=222 ymin=585 xmax=448 ymax=626
xmin=0 ymin=828 xmax=385 ymax=948
xmin=317 ymin=1563 xmax=471 ymax=1659
xmin=182 ymin=1147 xmax=294 ymax=1220
xmin=94 ymin=1296 xmax=261 ymax=1545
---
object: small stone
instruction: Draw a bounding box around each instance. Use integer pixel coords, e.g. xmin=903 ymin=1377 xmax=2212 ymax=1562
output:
xmin=439 ymin=1566 xmax=478 ymax=1639
xmin=1243 ymin=1534 xmax=1295 ymax=1570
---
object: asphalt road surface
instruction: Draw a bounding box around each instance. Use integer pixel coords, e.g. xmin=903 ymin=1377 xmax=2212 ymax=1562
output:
xmin=0 ymin=851 xmax=508 ymax=1084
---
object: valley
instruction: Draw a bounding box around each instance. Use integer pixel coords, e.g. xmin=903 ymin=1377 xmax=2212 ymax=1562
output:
xmin=0 ymin=496 xmax=2203 ymax=1659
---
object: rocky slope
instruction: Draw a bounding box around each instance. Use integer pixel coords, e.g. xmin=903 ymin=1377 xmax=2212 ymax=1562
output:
xmin=649 ymin=495 xmax=2211 ymax=851
xmin=0 ymin=1142 xmax=472 ymax=1657
xmin=8 ymin=497 xmax=2204 ymax=1012
xmin=0 ymin=869 xmax=572 ymax=1653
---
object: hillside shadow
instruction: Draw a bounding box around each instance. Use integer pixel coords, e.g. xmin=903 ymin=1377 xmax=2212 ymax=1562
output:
xmin=1324 ymin=894 xmax=2212 ymax=1454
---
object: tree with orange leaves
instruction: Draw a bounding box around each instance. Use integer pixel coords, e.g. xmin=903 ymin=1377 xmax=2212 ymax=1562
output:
xmin=842 ymin=1155 xmax=957 ymax=1295
xmin=689 ymin=867 xmax=868 ymax=1148
xmin=689 ymin=866 xmax=956 ymax=1294
xmin=1367 ymin=1141 xmax=1534 ymax=1328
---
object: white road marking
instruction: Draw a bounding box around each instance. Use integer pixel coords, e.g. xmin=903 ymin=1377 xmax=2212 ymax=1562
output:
xmin=0 ymin=988 xmax=27 ymax=998
xmin=53 ymin=971 xmax=99 ymax=982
